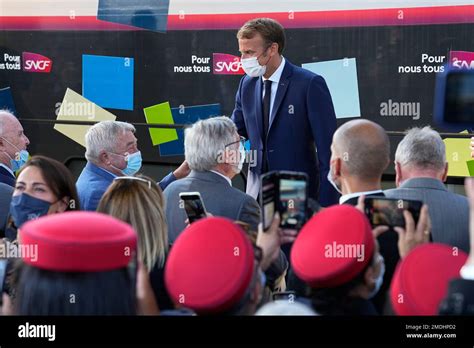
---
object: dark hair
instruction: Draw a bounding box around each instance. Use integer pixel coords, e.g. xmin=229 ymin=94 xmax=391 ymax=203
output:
xmin=18 ymin=155 xmax=80 ymax=210
xmin=237 ymin=18 xmax=286 ymax=54
xmin=309 ymin=254 xmax=375 ymax=315
xmin=14 ymin=263 xmax=135 ymax=315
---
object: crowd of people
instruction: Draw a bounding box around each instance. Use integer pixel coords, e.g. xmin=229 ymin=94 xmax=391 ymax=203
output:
xmin=0 ymin=108 xmax=473 ymax=316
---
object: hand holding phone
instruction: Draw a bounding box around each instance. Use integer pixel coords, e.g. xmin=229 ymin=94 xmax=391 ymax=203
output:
xmin=260 ymin=171 xmax=309 ymax=231
xmin=364 ymin=197 xmax=423 ymax=228
xmin=179 ymin=192 xmax=208 ymax=224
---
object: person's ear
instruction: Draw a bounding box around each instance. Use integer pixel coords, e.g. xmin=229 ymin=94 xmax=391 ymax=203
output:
xmin=364 ymin=264 xmax=376 ymax=289
xmin=98 ymin=151 xmax=110 ymax=165
xmin=441 ymin=163 xmax=449 ymax=182
xmin=395 ymin=161 xmax=402 ymax=187
xmin=58 ymin=197 xmax=70 ymax=213
xmin=270 ymin=42 xmax=278 ymax=57
xmin=334 ymin=157 xmax=342 ymax=178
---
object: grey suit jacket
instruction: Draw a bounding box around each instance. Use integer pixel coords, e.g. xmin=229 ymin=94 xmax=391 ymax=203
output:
xmin=384 ymin=177 xmax=470 ymax=253
xmin=0 ymin=182 xmax=13 ymax=231
xmin=164 ymin=170 xmax=261 ymax=243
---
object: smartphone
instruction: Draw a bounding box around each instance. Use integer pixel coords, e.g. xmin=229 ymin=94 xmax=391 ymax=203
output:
xmin=260 ymin=171 xmax=308 ymax=231
xmin=179 ymin=192 xmax=208 ymax=224
xmin=364 ymin=197 xmax=423 ymax=228
xmin=434 ymin=65 xmax=474 ymax=130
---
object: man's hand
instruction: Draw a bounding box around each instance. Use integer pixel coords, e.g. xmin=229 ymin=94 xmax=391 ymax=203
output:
xmin=173 ymin=161 xmax=191 ymax=179
xmin=393 ymin=205 xmax=431 ymax=258
xmin=357 ymin=195 xmax=430 ymax=258
xmin=256 ymin=213 xmax=297 ymax=271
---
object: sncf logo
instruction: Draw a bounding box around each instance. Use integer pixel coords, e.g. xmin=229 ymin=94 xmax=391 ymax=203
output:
xmin=449 ymin=51 xmax=474 ymax=70
xmin=22 ymin=52 xmax=52 ymax=73
xmin=213 ymin=53 xmax=244 ymax=75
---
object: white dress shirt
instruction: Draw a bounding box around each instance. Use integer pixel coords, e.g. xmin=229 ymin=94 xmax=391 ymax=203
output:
xmin=210 ymin=170 xmax=232 ymax=186
xmin=339 ymin=189 xmax=384 ymax=204
xmin=262 ymin=56 xmax=286 ymax=122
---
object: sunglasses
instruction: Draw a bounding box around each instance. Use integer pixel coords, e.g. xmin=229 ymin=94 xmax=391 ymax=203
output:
xmin=113 ymin=176 xmax=154 ymax=189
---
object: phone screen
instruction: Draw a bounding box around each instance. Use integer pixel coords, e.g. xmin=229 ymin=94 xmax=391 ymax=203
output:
xmin=279 ymin=179 xmax=307 ymax=228
xmin=445 ymin=71 xmax=474 ymax=125
xmin=364 ymin=198 xmax=422 ymax=228
xmin=181 ymin=194 xmax=207 ymax=223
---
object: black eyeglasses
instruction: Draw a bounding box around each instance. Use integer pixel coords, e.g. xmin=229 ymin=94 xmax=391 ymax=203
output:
xmin=225 ymin=136 xmax=246 ymax=148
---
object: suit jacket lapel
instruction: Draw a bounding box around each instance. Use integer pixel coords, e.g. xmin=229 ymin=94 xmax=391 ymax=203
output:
xmin=268 ymin=61 xmax=292 ymax=133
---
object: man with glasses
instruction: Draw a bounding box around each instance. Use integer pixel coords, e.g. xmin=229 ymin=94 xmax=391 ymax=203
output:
xmin=0 ymin=110 xmax=30 ymax=187
xmin=231 ymin=18 xmax=338 ymax=207
xmin=164 ymin=116 xmax=258 ymax=243
xmin=163 ymin=116 xmax=288 ymax=291
xmin=76 ymin=120 xmax=189 ymax=211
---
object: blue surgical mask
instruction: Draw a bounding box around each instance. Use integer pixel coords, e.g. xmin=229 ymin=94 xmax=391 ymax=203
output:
xmin=368 ymin=255 xmax=385 ymax=299
xmin=231 ymin=142 xmax=246 ymax=174
xmin=9 ymin=193 xmax=51 ymax=227
xmin=122 ymin=151 xmax=142 ymax=176
xmin=1 ymin=136 xmax=29 ymax=172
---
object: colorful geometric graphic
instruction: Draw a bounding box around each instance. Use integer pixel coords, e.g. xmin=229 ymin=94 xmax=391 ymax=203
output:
xmin=302 ymin=58 xmax=361 ymax=119
xmin=443 ymin=131 xmax=473 ymax=177
xmin=143 ymin=102 xmax=179 ymax=146
xmin=156 ymin=103 xmax=221 ymax=156
xmin=54 ymin=88 xmax=116 ymax=147
xmin=82 ymin=54 xmax=134 ymax=111
xmin=0 ymin=87 xmax=16 ymax=114
xmin=97 ymin=0 xmax=170 ymax=32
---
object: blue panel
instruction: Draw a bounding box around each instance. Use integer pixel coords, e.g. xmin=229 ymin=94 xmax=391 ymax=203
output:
xmin=83 ymin=54 xmax=134 ymax=111
xmin=159 ymin=104 xmax=221 ymax=156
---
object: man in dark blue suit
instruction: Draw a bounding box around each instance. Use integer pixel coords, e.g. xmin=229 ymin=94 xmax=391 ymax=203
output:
xmin=231 ymin=18 xmax=338 ymax=207
xmin=0 ymin=110 xmax=30 ymax=187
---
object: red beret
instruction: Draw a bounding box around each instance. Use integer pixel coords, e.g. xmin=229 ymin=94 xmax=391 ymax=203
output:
xmin=19 ymin=211 xmax=137 ymax=272
xmin=165 ymin=217 xmax=254 ymax=314
xmin=390 ymin=243 xmax=467 ymax=315
xmin=291 ymin=205 xmax=374 ymax=288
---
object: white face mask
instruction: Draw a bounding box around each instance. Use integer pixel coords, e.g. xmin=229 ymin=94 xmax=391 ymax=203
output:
xmin=368 ymin=255 xmax=386 ymax=299
xmin=241 ymin=56 xmax=267 ymax=77
xmin=327 ymin=166 xmax=342 ymax=195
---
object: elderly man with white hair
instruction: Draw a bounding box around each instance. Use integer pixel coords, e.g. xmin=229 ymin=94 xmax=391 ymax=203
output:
xmin=163 ymin=116 xmax=260 ymax=242
xmin=385 ymin=126 xmax=470 ymax=253
xmin=76 ymin=120 xmax=189 ymax=211
xmin=0 ymin=110 xmax=30 ymax=186
xmin=163 ymin=116 xmax=288 ymax=290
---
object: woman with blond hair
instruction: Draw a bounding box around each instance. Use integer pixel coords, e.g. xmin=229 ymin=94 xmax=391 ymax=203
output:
xmin=97 ymin=175 xmax=172 ymax=310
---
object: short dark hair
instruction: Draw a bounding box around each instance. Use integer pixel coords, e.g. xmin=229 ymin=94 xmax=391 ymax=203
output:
xmin=15 ymin=263 xmax=135 ymax=315
xmin=18 ymin=155 xmax=80 ymax=210
xmin=237 ymin=18 xmax=285 ymax=54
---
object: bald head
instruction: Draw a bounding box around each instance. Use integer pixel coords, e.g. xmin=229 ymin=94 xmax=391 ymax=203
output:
xmin=0 ymin=110 xmax=19 ymax=136
xmin=0 ymin=110 xmax=30 ymax=167
xmin=332 ymin=120 xmax=390 ymax=180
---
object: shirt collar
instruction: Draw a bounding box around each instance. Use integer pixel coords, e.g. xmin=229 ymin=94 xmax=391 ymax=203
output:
xmin=262 ymin=56 xmax=285 ymax=84
xmin=0 ymin=163 xmax=14 ymax=177
xmin=339 ymin=189 xmax=384 ymax=204
xmin=89 ymin=162 xmax=118 ymax=178
xmin=210 ymin=170 xmax=232 ymax=186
